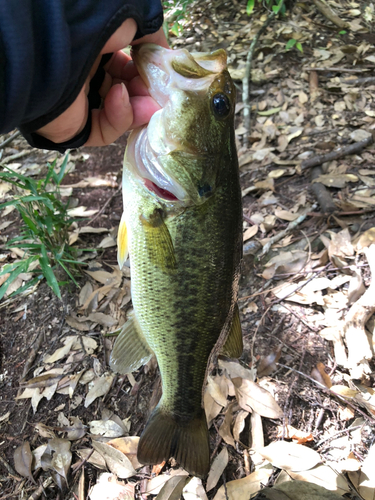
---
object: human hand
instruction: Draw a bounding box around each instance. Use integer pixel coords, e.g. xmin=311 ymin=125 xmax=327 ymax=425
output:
xmin=36 ymin=21 xmax=169 ymax=147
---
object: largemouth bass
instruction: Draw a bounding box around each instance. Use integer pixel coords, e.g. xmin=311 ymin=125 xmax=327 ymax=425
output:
xmin=110 ymin=44 xmax=243 ymax=478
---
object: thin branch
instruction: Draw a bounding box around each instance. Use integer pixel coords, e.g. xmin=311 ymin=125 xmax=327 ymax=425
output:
xmin=301 ymin=136 xmax=373 ymax=170
xmin=261 ymin=203 xmax=318 ymax=255
xmin=277 ymin=363 xmax=375 ymax=425
xmin=0 ymin=130 xmax=21 ymax=149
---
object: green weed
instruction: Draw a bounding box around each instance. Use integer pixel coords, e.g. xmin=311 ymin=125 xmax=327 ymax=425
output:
xmin=0 ymin=155 xmax=84 ymax=300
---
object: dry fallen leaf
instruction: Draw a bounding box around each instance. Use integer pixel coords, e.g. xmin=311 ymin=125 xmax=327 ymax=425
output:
xmin=182 ymin=477 xmax=208 ymax=500
xmin=89 ymin=472 xmax=135 ymax=500
xmin=92 ymin=441 xmax=136 ymax=479
xmin=275 ymin=425 xmax=314 ymax=444
xmin=107 ymin=437 xmax=142 ymax=470
xmin=258 ymin=441 xmax=321 ymax=472
xmin=213 ymin=469 xmax=272 ymax=500
xmin=89 ymin=420 xmax=124 ymax=438
xmin=85 ymin=374 xmax=114 ymax=408
xmin=14 ymin=442 xmax=36 ymax=484
xmin=233 ymin=378 xmax=283 ymax=419
xmin=146 ymin=469 xmax=189 ymax=496
xmin=206 ymin=448 xmax=229 ymax=492
xmin=155 ymin=474 xmax=189 ymax=500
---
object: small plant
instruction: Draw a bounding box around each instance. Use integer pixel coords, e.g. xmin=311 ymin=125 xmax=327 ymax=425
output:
xmin=0 ymin=155 xmax=84 ymax=300
xmin=285 ymin=38 xmax=303 ymax=53
xmin=247 ymin=0 xmax=286 ymax=16
xmin=162 ymin=0 xmax=194 ymax=37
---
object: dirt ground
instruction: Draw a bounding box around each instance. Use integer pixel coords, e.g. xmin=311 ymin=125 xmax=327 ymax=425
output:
xmin=1 ymin=1 xmax=375 ymax=499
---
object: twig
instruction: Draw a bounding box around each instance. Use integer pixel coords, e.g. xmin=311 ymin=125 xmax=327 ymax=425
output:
xmin=342 ymin=76 xmax=375 ymax=86
xmin=280 ymin=303 xmax=318 ymax=333
xmin=72 ymin=449 xmax=94 ymax=474
xmin=277 ymin=363 xmax=375 ymax=425
xmin=0 ymin=130 xmax=21 ymax=149
xmin=222 ymin=472 xmax=229 ymax=500
xmin=0 ymin=150 xmax=31 ymax=164
xmin=0 ymin=453 xmax=21 ymax=480
xmin=312 ymin=0 xmax=349 ymax=29
xmin=28 ymin=477 xmax=53 ymax=500
xmin=314 ymin=424 xmax=363 ymax=450
xmin=261 ymin=203 xmax=318 ymax=255
xmin=19 ymin=329 xmax=45 ymax=383
xmin=242 ymin=0 xmax=285 ymax=148
xmin=304 ymin=67 xmax=372 ymax=74
xmin=272 ymin=263 xmax=330 ymax=305
xmin=301 ymin=136 xmax=373 ymax=170
xmin=89 ymin=185 xmax=122 ymax=225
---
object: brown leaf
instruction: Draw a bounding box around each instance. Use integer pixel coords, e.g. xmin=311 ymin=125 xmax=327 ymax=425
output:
xmin=92 ymin=441 xmax=136 ymax=479
xmin=257 ymin=346 xmax=282 ymax=377
xmin=218 ymin=402 xmax=236 ymax=447
xmin=311 ymin=363 xmax=332 ymax=389
xmin=206 ymin=448 xmax=229 ymax=491
xmin=107 ymin=437 xmax=142 ymax=470
xmin=213 ymin=470 xmax=272 ymax=500
xmin=155 ymin=474 xmax=189 ymax=500
xmin=85 ymin=375 xmax=114 ymax=408
xmin=14 ymin=442 xmax=36 ymax=484
xmin=258 ymin=441 xmax=321 ymax=472
xmin=89 ymin=472 xmax=135 ymax=500
xmin=233 ymin=378 xmax=283 ymax=419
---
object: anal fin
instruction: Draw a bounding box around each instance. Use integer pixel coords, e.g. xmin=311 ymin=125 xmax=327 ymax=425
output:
xmin=109 ymin=310 xmax=153 ymax=374
xmin=221 ymin=303 xmax=243 ymax=358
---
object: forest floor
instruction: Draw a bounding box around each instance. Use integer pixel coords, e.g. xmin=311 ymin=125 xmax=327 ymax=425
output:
xmin=1 ymin=1 xmax=375 ymax=499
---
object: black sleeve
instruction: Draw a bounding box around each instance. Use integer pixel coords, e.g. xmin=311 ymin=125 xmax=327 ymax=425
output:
xmin=0 ymin=0 xmax=163 ymax=138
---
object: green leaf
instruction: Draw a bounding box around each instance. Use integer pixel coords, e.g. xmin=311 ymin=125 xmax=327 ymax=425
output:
xmin=8 ymin=275 xmax=43 ymax=298
xmin=296 ymin=42 xmax=303 ymax=53
xmin=171 ymin=21 xmax=180 ymax=37
xmin=339 ymin=30 xmax=347 ymax=35
xmin=39 ymin=246 xmax=61 ymax=299
xmin=286 ymin=39 xmax=296 ymax=50
xmin=257 ymin=106 xmax=282 ymax=116
xmin=56 ymin=154 xmax=70 ymax=185
xmin=246 ymin=0 xmax=255 ymax=16
xmin=0 ymin=257 xmax=36 ymax=301
xmin=20 ymin=213 xmax=39 ymax=234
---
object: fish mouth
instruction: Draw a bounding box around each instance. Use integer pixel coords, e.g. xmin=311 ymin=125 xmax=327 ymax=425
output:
xmin=131 ymin=127 xmax=188 ymax=203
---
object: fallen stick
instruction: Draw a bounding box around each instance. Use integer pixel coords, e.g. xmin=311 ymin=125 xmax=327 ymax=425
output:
xmin=0 ymin=130 xmax=21 ymax=149
xmin=301 ymin=135 xmax=374 ymax=170
xmin=312 ymin=0 xmax=349 ymax=29
xmin=261 ymin=203 xmax=318 ymax=255
xmin=304 ymin=67 xmax=372 ymax=74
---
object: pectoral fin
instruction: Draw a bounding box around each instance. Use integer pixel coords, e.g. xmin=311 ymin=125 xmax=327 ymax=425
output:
xmin=221 ymin=303 xmax=243 ymax=358
xmin=141 ymin=210 xmax=176 ymax=273
xmin=117 ymin=212 xmax=129 ymax=270
xmin=109 ymin=310 xmax=153 ymax=374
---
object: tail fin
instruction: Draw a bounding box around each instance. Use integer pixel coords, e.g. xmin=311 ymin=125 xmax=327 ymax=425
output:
xmin=137 ymin=405 xmax=210 ymax=478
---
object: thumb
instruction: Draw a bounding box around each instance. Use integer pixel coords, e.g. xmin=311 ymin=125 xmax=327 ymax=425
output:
xmin=85 ymin=83 xmax=133 ymax=146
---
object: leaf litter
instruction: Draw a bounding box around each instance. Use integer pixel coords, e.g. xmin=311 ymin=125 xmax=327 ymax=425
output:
xmin=2 ymin=1 xmax=375 ymax=499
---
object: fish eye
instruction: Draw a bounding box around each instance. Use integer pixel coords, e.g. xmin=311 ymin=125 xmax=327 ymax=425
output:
xmin=212 ymin=93 xmax=231 ymax=119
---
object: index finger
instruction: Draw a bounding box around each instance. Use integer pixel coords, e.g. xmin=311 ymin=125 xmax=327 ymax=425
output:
xmin=104 ymin=50 xmax=138 ymax=81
